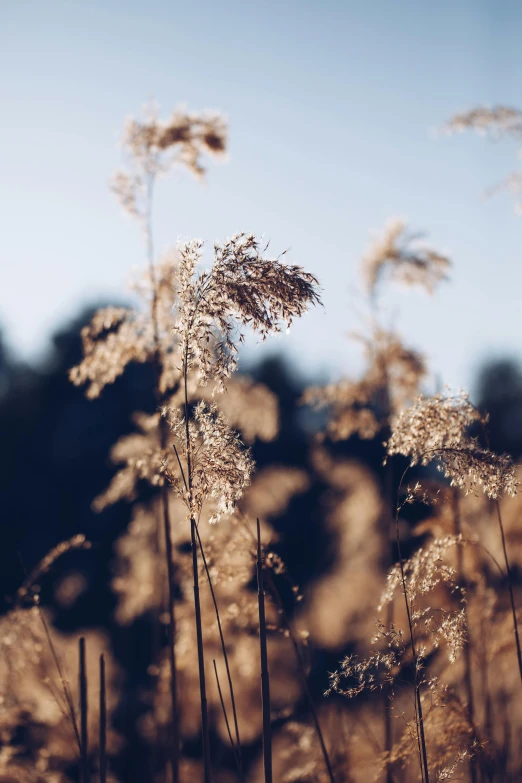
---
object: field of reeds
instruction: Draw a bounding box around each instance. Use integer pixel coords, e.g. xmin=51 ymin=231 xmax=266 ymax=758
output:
xmin=1 ymin=102 xmax=522 ymax=783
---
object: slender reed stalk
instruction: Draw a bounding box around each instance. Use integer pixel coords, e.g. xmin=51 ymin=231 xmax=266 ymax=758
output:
xmin=393 ymin=502 xmax=430 ymax=783
xmin=196 ymin=525 xmax=244 ymax=779
xmin=478 ymin=582 xmax=493 ymax=752
xmin=256 ymin=519 xmax=273 ymax=783
xmin=480 ymin=423 xmax=522 ymax=685
xmin=79 ymin=637 xmax=89 ymax=783
xmin=262 ymin=567 xmax=336 ymax=783
xmin=494 ymin=499 xmax=522 ymax=683
xmin=99 ymin=654 xmax=107 ymax=783
xmin=238 ymin=516 xmax=335 ymax=782
xmin=180 ymin=345 xmax=212 ymax=782
xmin=36 ymin=602 xmax=82 ymax=753
xmin=17 ymin=545 xmax=85 ymax=757
xmin=145 ymin=175 xmax=181 ymax=783
xmin=191 ymin=517 xmax=212 ymax=781
xmin=161 ymin=486 xmax=180 ymax=782
xmin=212 ymin=659 xmax=240 ymax=773
xmin=382 ymin=454 xmax=395 ymax=783
xmin=452 ymin=490 xmax=478 ymax=783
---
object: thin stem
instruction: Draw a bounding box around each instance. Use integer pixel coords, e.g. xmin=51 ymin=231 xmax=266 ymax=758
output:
xmin=99 ymin=654 xmax=107 ymax=783
xmin=196 ymin=525 xmax=244 ymax=779
xmin=16 ymin=555 xmax=81 ymax=754
xmin=452 ymin=490 xmax=477 ymax=783
xmin=394 ymin=511 xmax=430 ymax=783
xmin=476 ymin=419 xmax=522 ymax=686
xmin=478 ymin=580 xmax=493 ymax=748
xmin=79 ymin=637 xmax=89 ymax=783
xmin=183 ymin=340 xmax=212 ymax=781
xmin=191 ymin=516 xmax=212 ymax=781
xmin=256 ymin=519 xmax=273 ymax=783
xmin=383 ymin=455 xmax=395 ymax=783
xmin=212 ymin=660 xmax=240 ymax=769
xmin=239 ymin=515 xmax=335 ymax=783
xmin=162 ymin=487 xmax=180 ymax=783
xmin=263 ymin=568 xmax=335 ymax=783
xmin=38 ymin=604 xmax=81 ymax=753
xmin=494 ymin=499 xmax=522 ymax=683
xmin=145 ymin=172 xmax=180 ymax=783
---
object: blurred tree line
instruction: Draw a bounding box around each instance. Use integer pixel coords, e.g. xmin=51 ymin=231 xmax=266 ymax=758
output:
xmin=2 ymin=308 xmax=522 ymax=618
xmin=1 ymin=307 xmax=521 ymax=780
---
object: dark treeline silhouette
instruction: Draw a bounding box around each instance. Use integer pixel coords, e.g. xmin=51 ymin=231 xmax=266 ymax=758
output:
xmin=1 ymin=309 xmax=521 ymax=781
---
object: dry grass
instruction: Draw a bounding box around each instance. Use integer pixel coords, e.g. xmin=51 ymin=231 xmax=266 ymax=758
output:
xmin=2 ymin=101 xmax=522 ymax=783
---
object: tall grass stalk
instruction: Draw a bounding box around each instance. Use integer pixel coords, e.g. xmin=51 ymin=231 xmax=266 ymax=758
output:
xmin=393 ymin=497 xmax=430 ymax=783
xmin=179 ymin=345 xmax=213 ymax=783
xmin=190 ymin=516 xmax=212 ymax=781
xmin=238 ymin=515 xmax=335 ymax=782
xmin=256 ymin=518 xmax=273 ymax=783
xmin=212 ymin=659 xmax=242 ymax=778
xmin=99 ymin=654 xmax=107 ymax=783
xmin=145 ymin=175 xmax=181 ymax=783
xmin=494 ymin=499 xmax=522 ymax=683
xmin=480 ymin=423 xmax=522 ymax=684
xmin=452 ymin=490 xmax=478 ymax=783
xmin=263 ymin=567 xmax=336 ymax=783
xmin=79 ymin=637 xmax=89 ymax=783
xmin=196 ymin=525 xmax=244 ymax=779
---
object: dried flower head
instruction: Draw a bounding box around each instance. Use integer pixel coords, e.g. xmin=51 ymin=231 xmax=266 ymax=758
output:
xmin=175 ymin=232 xmax=320 ymax=389
xmin=304 ymin=329 xmax=426 ymax=440
xmin=329 ymin=533 xmax=467 ymax=723
xmin=385 ymin=683 xmax=473 ymax=781
xmin=361 ymin=218 xmax=450 ymax=298
xmin=163 ymin=401 xmax=254 ymax=523
xmin=326 ymin=643 xmax=403 ymax=699
xmin=443 ymin=105 xmax=522 ymax=213
xmin=444 ymin=105 xmax=522 ymax=140
xmin=111 ymin=103 xmax=227 ymax=220
xmin=70 ymin=250 xmax=182 ymax=397
xmin=386 ymin=391 xmax=518 ymax=498
xmin=93 ymin=375 xmax=278 ymax=513
xmin=380 ymin=535 xmax=467 ymax=663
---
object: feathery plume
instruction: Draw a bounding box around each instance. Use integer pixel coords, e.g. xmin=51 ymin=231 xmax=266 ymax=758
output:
xmin=304 ymin=329 xmax=425 ymax=441
xmin=386 ymin=391 xmax=518 ymax=499
xmin=112 ymin=103 xmax=227 ymax=221
xmin=361 ymin=219 xmax=450 ymax=298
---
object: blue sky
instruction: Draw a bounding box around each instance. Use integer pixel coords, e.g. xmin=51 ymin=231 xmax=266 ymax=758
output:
xmin=1 ymin=0 xmax=521 ymax=391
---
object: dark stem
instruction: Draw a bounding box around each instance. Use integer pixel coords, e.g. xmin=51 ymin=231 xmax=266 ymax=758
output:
xmin=162 ymin=485 xmax=180 ymax=783
xmin=191 ymin=516 xmax=212 ymax=781
xmin=36 ymin=603 xmax=81 ymax=753
xmin=212 ymin=660 xmax=240 ymax=770
xmin=196 ymin=525 xmax=244 ymax=779
xmin=479 ymin=581 xmax=493 ymax=748
xmin=383 ymin=606 xmax=394 ymax=783
xmin=99 ymin=654 xmax=107 ymax=783
xmin=183 ymin=341 xmax=212 ymax=782
xmin=146 ymin=173 xmax=181 ymax=783
xmin=262 ymin=567 xmax=335 ymax=783
xmin=478 ymin=418 xmax=522 ymax=685
xmin=394 ymin=511 xmax=430 ymax=783
xmin=494 ymin=499 xmax=522 ymax=683
xmin=452 ymin=490 xmax=478 ymax=783
xmin=256 ymin=519 xmax=273 ymax=783
xmin=383 ymin=454 xmax=395 ymax=783
xmin=79 ymin=637 xmax=89 ymax=783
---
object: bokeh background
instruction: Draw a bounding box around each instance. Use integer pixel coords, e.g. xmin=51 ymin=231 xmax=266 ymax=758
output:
xmin=1 ymin=2 xmax=522 ymax=781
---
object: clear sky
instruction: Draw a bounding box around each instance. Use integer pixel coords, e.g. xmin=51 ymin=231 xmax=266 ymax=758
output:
xmin=1 ymin=0 xmax=521 ymax=391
